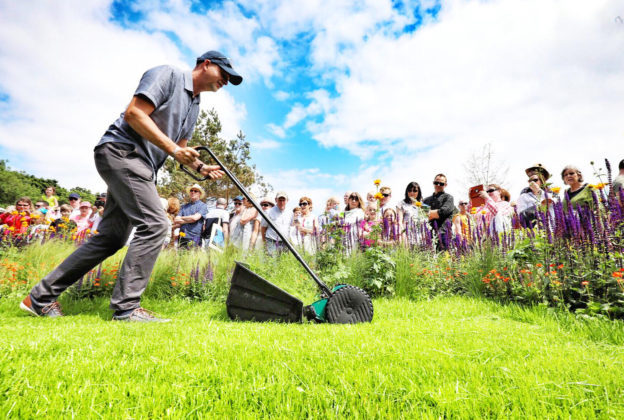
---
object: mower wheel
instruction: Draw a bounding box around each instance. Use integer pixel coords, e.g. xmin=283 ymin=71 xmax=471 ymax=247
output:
xmin=325 ymin=285 xmax=373 ymax=324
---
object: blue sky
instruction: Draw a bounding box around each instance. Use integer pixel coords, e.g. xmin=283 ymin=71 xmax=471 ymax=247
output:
xmin=0 ymin=0 xmax=623 ymax=210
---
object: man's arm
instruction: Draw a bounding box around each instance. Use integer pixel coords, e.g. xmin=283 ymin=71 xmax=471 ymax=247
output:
xmin=124 ymin=96 xmax=224 ymax=179
xmin=174 ymin=213 xmax=202 ymax=225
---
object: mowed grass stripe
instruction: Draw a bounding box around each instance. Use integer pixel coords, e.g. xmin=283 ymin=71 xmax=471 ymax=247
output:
xmin=1 ymin=297 xmax=623 ymax=418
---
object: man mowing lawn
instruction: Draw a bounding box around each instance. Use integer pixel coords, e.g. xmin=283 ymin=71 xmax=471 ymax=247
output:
xmin=20 ymin=51 xmax=242 ymax=322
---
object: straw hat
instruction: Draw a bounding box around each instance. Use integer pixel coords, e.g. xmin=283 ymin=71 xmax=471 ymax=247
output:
xmin=185 ymin=183 xmax=206 ymax=199
xmin=525 ymin=163 xmax=551 ymax=182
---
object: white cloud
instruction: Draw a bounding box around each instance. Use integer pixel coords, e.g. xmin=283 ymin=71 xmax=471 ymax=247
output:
xmin=283 ymin=104 xmax=308 ymax=129
xmin=273 ymin=90 xmax=291 ymax=101
xmin=262 ymin=167 xmax=349 ymax=213
xmin=252 ymin=138 xmax=282 ymax=150
xmin=266 ymin=123 xmax=286 ymax=138
xmin=0 ymin=0 xmax=247 ymax=192
xmin=301 ymin=0 xmax=624 ymax=199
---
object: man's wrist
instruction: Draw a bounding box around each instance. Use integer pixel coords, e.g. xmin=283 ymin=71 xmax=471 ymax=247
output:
xmin=171 ymin=145 xmax=182 ymax=156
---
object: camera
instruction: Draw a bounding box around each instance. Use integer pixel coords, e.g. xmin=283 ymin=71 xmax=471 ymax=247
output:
xmin=94 ymin=200 xmax=105 ymax=208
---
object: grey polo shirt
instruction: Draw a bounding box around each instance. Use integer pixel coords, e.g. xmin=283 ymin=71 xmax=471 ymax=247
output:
xmin=97 ymin=65 xmax=200 ymax=174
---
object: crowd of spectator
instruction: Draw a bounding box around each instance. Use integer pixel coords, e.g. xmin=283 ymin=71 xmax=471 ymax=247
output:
xmin=2 ymin=159 xmax=623 ymax=254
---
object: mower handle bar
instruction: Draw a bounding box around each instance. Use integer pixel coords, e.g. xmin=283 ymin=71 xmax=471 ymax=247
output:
xmin=180 ymin=146 xmax=333 ymax=297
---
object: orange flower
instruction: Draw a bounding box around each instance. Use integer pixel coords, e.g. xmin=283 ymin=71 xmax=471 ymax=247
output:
xmin=557 ymin=264 xmax=564 ymax=269
xmin=581 ymin=281 xmax=589 ymax=286
xmin=612 ymin=272 xmax=623 ymax=278
xmin=171 ymin=282 xmax=177 ymax=287
xmin=550 ymin=186 xmax=561 ymax=194
xmin=374 ymin=179 xmax=381 ymax=186
xmin=536 ymin=263 xmax=543 ymax=268
xmin=374 ymin=192 xmax=383 ymax=200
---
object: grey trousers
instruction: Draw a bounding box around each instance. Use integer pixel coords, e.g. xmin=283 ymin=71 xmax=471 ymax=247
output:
xmin=30 ymin=142 xmax=169 ymax=312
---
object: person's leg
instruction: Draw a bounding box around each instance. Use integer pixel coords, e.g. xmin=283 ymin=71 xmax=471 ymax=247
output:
xmin=95 ymin=144 xmax=169 ymax=313
xmin=28 ymin=148 xmax=133 ymax=307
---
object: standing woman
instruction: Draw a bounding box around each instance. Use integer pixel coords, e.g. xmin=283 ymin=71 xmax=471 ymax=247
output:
xmin=297 ymin=196 xmax=318 ymax=254
xmin=0 ymin=197 xmax=33 ymax=235
xmin=561 ymin=165 xmax=595 ymax=211
xmin=396 ymin=181 xmax=428 ymax=244
xmin=343 ymin=192 xmax=365 ymax=224
xmin=238 ymin=195 xmax=259 ymax=251
xmin=166 ymin=197 xmax=181 ymax=247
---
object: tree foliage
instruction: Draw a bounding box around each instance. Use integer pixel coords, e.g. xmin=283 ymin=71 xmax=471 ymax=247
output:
xmin=0 ymin=160 xmax=99 ymax=207
xmin=157 ymin=109 xmax=271 ymax=201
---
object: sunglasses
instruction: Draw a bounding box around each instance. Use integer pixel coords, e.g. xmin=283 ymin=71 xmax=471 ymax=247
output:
xmin=299 ymin=202 xmax=309 ymax=206
xmin=69 ymin=197 xmax=78 ymax=201
xmin=459 ymin=202 xmax=468 ymax=205
xmin=349 ymin=195 xmax=359 ymax=200
xmin=190 ymin=189 xmax=201 ymax=193
xmin=16 ymin=203 xmax=29 ymax=207
xmin=35 ymin=204 xmax=44 ymax=208
xmin=487 ymin=188 xmax=498 ymax=194
xmin=234 ymin=202 xmax=242 ymax=205
xmin=381 ymin=193 xmax=390 ymax=197
xmin=261 ymin=203 xmax=270 ymax=207
xmin=528 ymin=178 xmax=540 ymax=183
xmin=433 ymin=181 xmax=445 ymax=186
xmin=408 ymin=189 xmax=419 ymax=193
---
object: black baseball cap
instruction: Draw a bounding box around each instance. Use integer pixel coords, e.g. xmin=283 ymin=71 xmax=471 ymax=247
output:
xmin=196 ymin=51 xmax=243 ymax=85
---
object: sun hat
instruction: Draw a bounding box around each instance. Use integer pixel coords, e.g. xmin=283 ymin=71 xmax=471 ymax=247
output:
xmin=186 ymin=183 xmax=206 ymax=199
xmin=79 ymin=201 xmax=91 ymax=208
xmin=525 ymin=163 xmax=551 ymax=181
xmin=260 ymin=196 xmax=275 ymax=206
xmin=275 ymin=191 xmax=288 ymax=200
xmin=196 ymin=51 xmax=243 ymax=85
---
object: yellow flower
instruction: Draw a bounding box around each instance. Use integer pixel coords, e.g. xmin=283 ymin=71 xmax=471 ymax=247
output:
xmin=550 ymin=186 xmax=561 ymax=194
xmin=414 ymin=201 xmax=422 ymax=207
xmin=86 ymin=229 xmax=91 ymax=234
xmin=596 ymin=183 xmax=606 ymax=190
xmin=11 ymin=211 xmax=18 ymax=215
xmin=470 ymin=207 xmax=477 ymax=214
xmin=374 ymin=192 xmax=383 ymax=200
xmin=179 ymin=232 xmax=186 ymax=237
xmin=92 ymin=230 xmax=98 ymax=235
xmin=481 ymin=210 xmax=487 ymax=215
xmin=374 ymin=179 xmax=381 ymax=186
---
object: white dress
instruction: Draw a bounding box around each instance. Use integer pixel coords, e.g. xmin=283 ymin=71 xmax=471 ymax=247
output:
xmin=299 ymin=214 xmax=317 ymax=254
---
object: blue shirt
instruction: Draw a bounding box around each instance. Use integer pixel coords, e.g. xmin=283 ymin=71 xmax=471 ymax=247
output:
xmin=179 ymin=200 xmax=208 ymax=238
xmin=97 ymin=65 xmax=200 ymax=175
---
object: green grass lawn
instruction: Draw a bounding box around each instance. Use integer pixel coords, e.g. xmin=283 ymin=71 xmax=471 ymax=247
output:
xmin=1 ymin=296 xmax=623 ymax=418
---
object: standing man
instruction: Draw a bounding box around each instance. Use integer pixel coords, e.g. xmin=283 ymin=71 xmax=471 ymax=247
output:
xmin=174 ymin=183 xmax=208 ymax=248
xmin=423 ymin=174 xmax=455 ymax=250
xmin=21 ymin=50 xmax=241 ymax=321
xmin=261 ymin=191 xmax=292 ymax=254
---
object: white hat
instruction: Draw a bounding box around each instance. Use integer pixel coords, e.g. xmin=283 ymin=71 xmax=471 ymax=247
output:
xmin=185 ymin=183 xmax=206 ymax=199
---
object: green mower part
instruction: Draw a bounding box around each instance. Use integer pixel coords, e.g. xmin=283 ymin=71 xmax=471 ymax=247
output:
xmin=304 ymin=285 xmax=374 ymax=324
